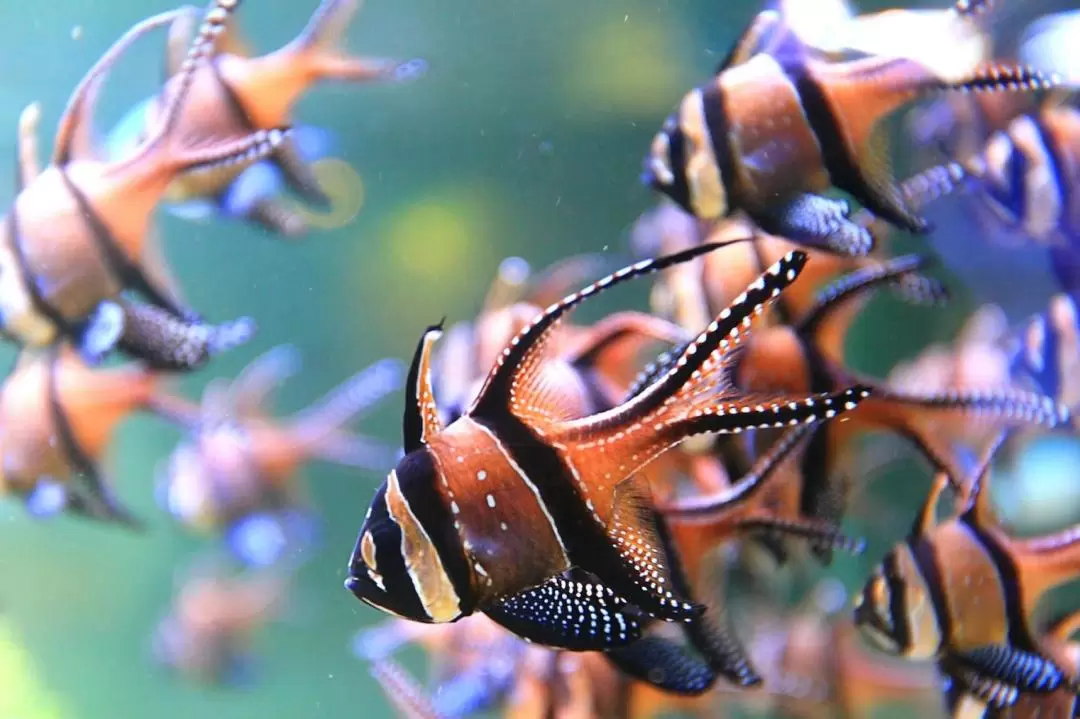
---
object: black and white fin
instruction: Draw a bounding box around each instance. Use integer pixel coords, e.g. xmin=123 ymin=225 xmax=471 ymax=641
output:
xmin=484 ymin=571 xmax=643 ymax=651
xmin=605 ymin=635 xmax=718 ymax=696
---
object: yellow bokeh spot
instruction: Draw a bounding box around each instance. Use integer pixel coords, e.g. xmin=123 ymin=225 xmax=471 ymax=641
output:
xmin=379 ymin=187 xmax=499 ymax=284
xmin=563 ymin=15 xmax=689 ymax=118
xmin=291 ymin=158 xmax=366 ymax=231
xmin=0 ymin=619 xmax=67 ymax=718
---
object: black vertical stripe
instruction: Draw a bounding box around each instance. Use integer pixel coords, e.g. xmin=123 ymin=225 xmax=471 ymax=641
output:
xmin=907 ymin=537 xmax=953 ymax=652
xmin=393 ymin=449 xmax=476 ymax=615
xmin=59 ymin=170 xmax=147 ymax=297
xmin=45 ymin=347 xmax=98 ymax=479
xmin=699 ymin=81 xmax=738 ymax=209
xmin=883 ymin=549 xmax=915 ymax=651
xmin=788 ymin=66 xmax=907 ymax=229
xmin=474 ymin=414 xmax=637 ymax=595
xmin=8 ymin=211 xmax=69 ymax=336
xmin=962 ymin=521 xmax=1034 ymax=650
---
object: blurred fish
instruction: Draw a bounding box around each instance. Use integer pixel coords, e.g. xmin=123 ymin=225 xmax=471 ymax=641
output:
xmin=358 ymin=614 xmax=715 ymax=719
xmin=107 ymin=103 xmax=337 ymax=237
xmin=119 ymin=0 xmax=425 ymax=236
xmin=643 ymin=0 xmax=1051 ymax=256
xmin=346 ymin=241 xmax=870 ymax=695
xmin=152 ymin=564 xmax=289 ymax=686
xmin=1 ymin=1 xmax=286 ymax=365
xmin=854 ymin=435 xmax=1080 ymax=715
xmin=156 ymin=346 xmax=405 ymax=567
xmin=0 ymin=344 xmax=190 ymax=527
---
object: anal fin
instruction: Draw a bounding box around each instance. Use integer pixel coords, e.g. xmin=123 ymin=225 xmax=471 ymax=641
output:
xmin=954 ymin=645 xmax=1067 ymax=696
xmin=484 ymin=571 xmax=642 ymax=651
xmin=115 ymin=300 xmax=256 ymax=371
xmin=591 ymin=477 xmax=702 ymax=622
xmin=756 ymin=193 xmax=874 ymax=256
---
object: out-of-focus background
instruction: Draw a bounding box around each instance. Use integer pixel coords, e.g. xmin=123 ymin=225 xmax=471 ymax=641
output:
xmin=0 ymin=0 xmax=1075 ymax=716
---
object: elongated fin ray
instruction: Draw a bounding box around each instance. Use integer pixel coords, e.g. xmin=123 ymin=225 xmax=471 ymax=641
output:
xmin=736 ymin=516 xmax=866 ymax=556
xmin=163 ymin=6 xmax=204 ymax=80
xmin=369 ymin=657 xmax=445 ymax=719
xmin=468 ymin=239 xmax=749 ymax=421
xmin=715 ymin=10 xmax=785 ymax=73
xmin=797 ymin=254 xmax=939 ymax=341
xmin=485 ymin=571 xmax=642 ymax=651
xmin=402 ymin=323 xmax=445 ymax=452
xmin=53 ymin=8 xmax=188 ymax=165
xmin=228 ymin=345 xmax=303 ymax=419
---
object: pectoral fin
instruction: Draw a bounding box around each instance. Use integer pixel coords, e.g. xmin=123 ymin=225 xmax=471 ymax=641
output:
xmin=484 ymin=571 xmax=643 ymax=651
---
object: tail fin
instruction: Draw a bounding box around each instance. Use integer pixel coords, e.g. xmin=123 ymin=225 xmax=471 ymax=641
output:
xmin=288 ymin=357 xmax=406 ymax=469
xmin=284 ymin=0 xmax=427 ymax=84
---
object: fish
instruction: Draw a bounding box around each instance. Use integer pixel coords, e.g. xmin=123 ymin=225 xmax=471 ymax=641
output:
xmin=116 ymin=0 xmax=425 ymax=237
xmin=152 ymin=564 xmax=289 ymax=686
xmin=853 ymin=432 xmax=1080 ymax=714
xmin=155 ymin=345 xmax=404 ymax=567
xmin=643 ymin=0 xmax=1057 ymax=256
xmin=2 ymin=0 xmax=290 ymax=366
xmin=646 ymin=252 xmax=1068 ymax=577
xmin=0 ymin=344 xmax=191 ymax=527
xmin=345 ymin=239 xmax=872 ymax=695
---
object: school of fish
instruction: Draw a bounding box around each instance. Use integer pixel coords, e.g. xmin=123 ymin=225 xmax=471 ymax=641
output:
xmin=7 ymin=0 xmax=1080 ymax=715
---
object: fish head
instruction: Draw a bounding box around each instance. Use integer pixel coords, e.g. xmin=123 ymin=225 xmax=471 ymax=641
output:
xmin=347 ymin=449 xmax=463 ymax=624
xmin=853 ymin=543 xmax=940 ymax=659
xmin=643 ymin=111 xmax=698 ymax=218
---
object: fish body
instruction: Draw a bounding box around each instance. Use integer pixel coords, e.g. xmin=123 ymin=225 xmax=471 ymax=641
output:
xmin=645 ymin=3 xmax=1056 ymax=256
xmin=1 ymin=2 xmax=284 ymax=366
xmin=0 ymin=344 xmax=180 ymax=526
xmin=347 ymin=241 xmax=872 ymax=695
xmin=123 ymin=0 xmax=424 ymax=235
xmin=855 ymin=439 xmax=1080 ymax=715
xmin=108 ymin=91 xmax=335 ymax=235
xmin=158 ymin=346 xmax=403 ymax=565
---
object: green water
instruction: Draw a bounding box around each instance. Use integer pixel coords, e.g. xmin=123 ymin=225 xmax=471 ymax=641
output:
xmin=0 ymin=0 xmax=1071 ymax=716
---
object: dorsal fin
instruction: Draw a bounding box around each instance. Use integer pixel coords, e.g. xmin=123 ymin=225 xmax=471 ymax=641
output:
xmin=467 ymin=239 xmax=748 ymax=422
xmin=715 ymin=10 xmax=786 ymax=74
xmin=53 ymin=8 xmax=189 ymax=166
xmin=402 ymin=322 xmax=445 ymax=453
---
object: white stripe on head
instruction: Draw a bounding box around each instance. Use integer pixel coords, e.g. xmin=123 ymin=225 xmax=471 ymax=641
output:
xmin=384 ymin=469 xmax=462 ymax=623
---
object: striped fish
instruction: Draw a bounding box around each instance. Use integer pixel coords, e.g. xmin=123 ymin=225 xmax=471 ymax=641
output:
xmin=345 ymin=241 xmax=873 ymax=694
xmin=643 ymin=0 xmax=1057 ymax=257
xmin=0 ymin=0 xmax=283 ymax=367
xmin=854 ymin=434 xmax=1080 ymax=714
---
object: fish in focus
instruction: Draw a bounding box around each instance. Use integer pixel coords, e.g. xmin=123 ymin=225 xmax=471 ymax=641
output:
xmin=643 ymin=0 xmax=1057 ymax=256
xmin=152 ymin=564 xmax=289 ymax=686
xmin=111 ymin=0 xmax=425 ymax=238
xmin=156 ymin=345 xmax=404 ymax=567
xmin=1 ymin=0 xmax=288 ymax=366
xmin=346 ymin=239 xmax=871 ymax=695
xmin=0 ymin=344 xmax=193 ymax=527
xmin=854 ymin=433 xmax=1080 ymax=714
